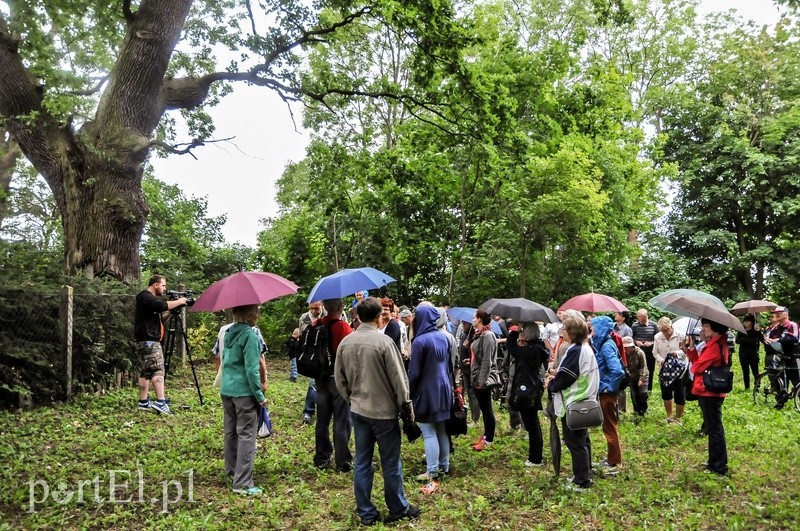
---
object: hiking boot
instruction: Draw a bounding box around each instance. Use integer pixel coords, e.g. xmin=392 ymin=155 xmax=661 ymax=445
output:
xmin=472 ymin=437 xmax=492 ymax=451
xmin=233 ymin=486 xmax=263 ymax=495
xmin=385 ymin=505 xmax=420 ymax=523
xmin=151 ymin=400 xmax=172 ymax=415
xmin=137 ymin=399 xmax=152 ymax=411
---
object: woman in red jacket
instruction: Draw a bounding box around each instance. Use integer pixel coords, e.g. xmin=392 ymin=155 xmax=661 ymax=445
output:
xmin=686 ymin=318 xmax=729 ymax=476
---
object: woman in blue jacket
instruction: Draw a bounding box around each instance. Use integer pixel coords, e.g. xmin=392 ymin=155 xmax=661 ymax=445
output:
xmin=590 ymin=316 xmax=625 ymax=476
xmin=408 ymin=304 xmax=453 ymax=493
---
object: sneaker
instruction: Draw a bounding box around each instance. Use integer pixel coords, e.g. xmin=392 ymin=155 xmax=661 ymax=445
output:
xmin=137 ymin=399 xmax=152 ymax=411
xmin=233 ymin=486 xmax=263 ymax=495
xmin=302 ymin=413 xmax=313 ymax=424
xmin=419 ymin=481 xmax=439 ymax=495
xmin=385 ymin=504 xmax=420 ymax=523
xmin=593 ymin=458 xmax=610 ymax=468
xmin=416 ymin=472 xmax=435 ymax=482
xmin=525 ymin=460 xmax=544 ymax=468
xmin=151 ymin=400 xmax=172 ymax=415
xmin=467 ymin=421 xmax=479 ymax=428
xmin=564 ymin=480 xmax=592 ymax=492
xmin=602 ymin=464 xmax=621 ymax=476
xmin=472 ymin=437 xmax=492 ymax=451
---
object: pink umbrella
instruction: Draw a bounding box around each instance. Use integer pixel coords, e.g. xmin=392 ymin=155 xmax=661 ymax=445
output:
xmin=558 ymin=293 xmax=628 ymax=313
xmin=190 ymin=271 xmax=299 ymax=312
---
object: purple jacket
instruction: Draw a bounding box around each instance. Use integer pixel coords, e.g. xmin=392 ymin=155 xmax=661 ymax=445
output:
xmin=408 ymin=305 xmax=453 ymax=423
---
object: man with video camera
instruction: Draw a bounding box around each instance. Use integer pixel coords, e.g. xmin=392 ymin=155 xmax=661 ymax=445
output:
xmin=134 ymin=274 xmax=187 ymax=414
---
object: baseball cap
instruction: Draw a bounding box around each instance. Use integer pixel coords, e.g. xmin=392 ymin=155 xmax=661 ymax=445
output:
xmin=622 ymin=336 xmax=635 ymax=347
xmin=772 ymin=306 xmax=788 ymax=313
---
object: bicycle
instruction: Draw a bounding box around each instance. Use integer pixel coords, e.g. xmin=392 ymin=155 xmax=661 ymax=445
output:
xmin=752 ymin=352 xmax=800 ymax=412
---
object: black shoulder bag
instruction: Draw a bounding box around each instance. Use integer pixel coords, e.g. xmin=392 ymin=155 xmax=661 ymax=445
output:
xmin=702 ymin=341 xmax=733 ymax=393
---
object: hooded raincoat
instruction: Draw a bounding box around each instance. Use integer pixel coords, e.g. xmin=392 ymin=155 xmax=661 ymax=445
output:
xmin=220 ymin=323 xmax=266 ymax=403
xmin=408 ymin=305 xmax=453 ymax=423
xmin=591 ymin=316 xmax=626 ymax=394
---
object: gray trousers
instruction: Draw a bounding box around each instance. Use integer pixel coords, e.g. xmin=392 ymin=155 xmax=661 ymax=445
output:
xmin=222 ymin=395 xmax=259 ymax=490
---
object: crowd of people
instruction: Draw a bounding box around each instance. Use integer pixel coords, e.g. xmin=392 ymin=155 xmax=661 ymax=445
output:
xmin=130 ymin=276 xmax=800 ymax=522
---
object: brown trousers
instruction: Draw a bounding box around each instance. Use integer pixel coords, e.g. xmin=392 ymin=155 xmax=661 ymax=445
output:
xmin=599 ymin=392 xmax=622 ymax=465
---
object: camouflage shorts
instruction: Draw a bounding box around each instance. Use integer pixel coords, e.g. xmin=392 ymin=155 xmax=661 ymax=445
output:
xmin=136 ymin=341 xmax=165 ymax=379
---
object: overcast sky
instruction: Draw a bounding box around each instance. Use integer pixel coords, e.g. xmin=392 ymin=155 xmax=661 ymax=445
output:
xmin=149 ymin=0 xmax=784 ymax=248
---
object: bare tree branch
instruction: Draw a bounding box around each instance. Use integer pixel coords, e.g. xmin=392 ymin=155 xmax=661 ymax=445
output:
xmin=122 ymin=0 xmax=136 ymax=24
xmin=143 ymin=136 xmax=236 ymax=159
xmin=64 ymin=76 xmax=109 ymax=96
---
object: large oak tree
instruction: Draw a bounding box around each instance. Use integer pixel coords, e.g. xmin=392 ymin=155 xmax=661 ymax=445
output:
xmin=0 ymin=0 xmax=466 ymax=282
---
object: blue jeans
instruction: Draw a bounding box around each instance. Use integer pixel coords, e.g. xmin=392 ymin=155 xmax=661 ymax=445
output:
xmin=314 ymin=377 xmax=352 ymax=468
xmin=303 ymin=379 xmax=317 ymax=416
xmin=289 ymin=358 xmax=298 ymax=379
xmin=419 ymin=421 xmax=449 ymax=476
xmin=351 ymin=412 xmax=410 ymax=523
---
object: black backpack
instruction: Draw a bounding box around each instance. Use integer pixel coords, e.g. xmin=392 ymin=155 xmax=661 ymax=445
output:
xmin=297 ymin=320 xmax=332 ymax=378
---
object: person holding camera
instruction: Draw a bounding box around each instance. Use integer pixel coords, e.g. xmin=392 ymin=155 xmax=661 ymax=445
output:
xmin=134 ymin=274 xmax=186 ymax=414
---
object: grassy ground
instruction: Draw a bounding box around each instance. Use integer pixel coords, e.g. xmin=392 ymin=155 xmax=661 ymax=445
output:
xmin=1 ymin=358 xmax=799 ymax=530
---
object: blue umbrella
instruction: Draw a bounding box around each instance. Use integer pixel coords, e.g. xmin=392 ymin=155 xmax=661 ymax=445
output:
xmin=447 ymin=306 xmax=502 ymax=335
xmin=307 ymin=267 xmax=396 ymax=302
xmin=447 ymin=307 xmax=477 ymax=323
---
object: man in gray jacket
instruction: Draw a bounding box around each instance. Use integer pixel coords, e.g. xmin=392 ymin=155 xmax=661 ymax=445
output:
xmin=335 ymin=297 xmax=419 ymax=526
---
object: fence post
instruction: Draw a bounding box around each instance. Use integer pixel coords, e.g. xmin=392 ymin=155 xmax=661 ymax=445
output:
xmin=177 ymin=284 xmax=186 ymax=366
xmin=60 ymin=285 xmax=73 ymax=399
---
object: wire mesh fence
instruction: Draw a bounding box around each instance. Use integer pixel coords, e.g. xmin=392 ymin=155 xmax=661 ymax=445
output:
xmin=0 ymin=287 xmax=223 ymax=409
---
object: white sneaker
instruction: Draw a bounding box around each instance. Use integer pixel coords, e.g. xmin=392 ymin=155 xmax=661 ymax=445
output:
xmin=151 ymin=400 xmax=172 ymax=415
xmin=525 ymin=461 xmax=544 ymax=467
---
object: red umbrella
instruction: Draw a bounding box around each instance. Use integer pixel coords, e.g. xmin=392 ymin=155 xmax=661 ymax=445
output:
xmin=190 ymin=271 xmax=299 ymax=312
xmin=558 ymin=293 xmax=628 ymax=313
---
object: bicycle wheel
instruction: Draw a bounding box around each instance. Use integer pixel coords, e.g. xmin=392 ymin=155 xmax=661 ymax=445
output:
xmin=753 ymin=372 xmax=782 ymax=406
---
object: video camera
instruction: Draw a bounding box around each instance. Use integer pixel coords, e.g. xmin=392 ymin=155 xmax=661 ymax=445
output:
xmin=166 ymin=289 xmax=197 ymax=307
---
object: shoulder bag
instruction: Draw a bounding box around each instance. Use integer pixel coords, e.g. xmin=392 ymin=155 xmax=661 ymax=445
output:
xmin=565 ymin=399 xmax=603 ymax=430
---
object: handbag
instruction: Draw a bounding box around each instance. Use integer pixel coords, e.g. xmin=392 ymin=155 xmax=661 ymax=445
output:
xmin=445 ymin=387 xmax=469 ymax=436
xmin=257 ymin=405 xmax=273 ymax=438
xmin=703 ymin=365 xmax=733 ymax=393
xmin=659 ymin=356 xmax=688 ymax=388
xmin=565 ymin=399 xmax=603 ymax=430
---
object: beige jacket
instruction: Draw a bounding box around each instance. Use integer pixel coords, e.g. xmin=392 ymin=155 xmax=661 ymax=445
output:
xmin=335 ymin=322 xmax=411 ymax=420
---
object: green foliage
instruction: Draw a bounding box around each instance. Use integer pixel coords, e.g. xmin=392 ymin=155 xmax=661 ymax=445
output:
xmin=0 ymin=360 xmax=798 ymax=528
xmin=658 ymin=21 xmax=800 ymax=301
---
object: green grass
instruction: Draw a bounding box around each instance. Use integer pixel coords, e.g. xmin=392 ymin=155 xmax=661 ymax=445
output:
xmin=1 ymin=359 xmax=799 ymax=530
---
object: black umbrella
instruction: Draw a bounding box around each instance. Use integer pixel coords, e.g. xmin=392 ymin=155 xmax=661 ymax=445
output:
xmin=549 ymin=416 xmax=561 ymax=477
xmin=545 ymin=401 xmax=561 ymax=477
xmin=479 ymin=298 xmax=560 ymax=324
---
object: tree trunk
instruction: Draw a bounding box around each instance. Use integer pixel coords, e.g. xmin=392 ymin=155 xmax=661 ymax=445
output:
xmin=0 ymin=130 xmax=20 ymax=227
xmin=0 ymin=1 xmax=193 ymax=282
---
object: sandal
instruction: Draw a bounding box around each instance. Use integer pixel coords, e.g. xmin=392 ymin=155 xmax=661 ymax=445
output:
xmin=419 ymin=481 xmax=439 ymax=495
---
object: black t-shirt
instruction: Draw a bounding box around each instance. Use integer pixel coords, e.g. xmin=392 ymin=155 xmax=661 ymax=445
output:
xmin=134 ymin=290 xmax=168 ymax=341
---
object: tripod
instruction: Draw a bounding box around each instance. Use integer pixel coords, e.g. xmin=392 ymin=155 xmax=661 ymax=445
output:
xmin=163 ymin=308 xmax=204 ymax=405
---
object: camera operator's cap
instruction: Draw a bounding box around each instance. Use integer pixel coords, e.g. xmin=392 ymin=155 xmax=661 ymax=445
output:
xmin=772 ymin=306 xmax=789 ymax=313
xmin=399 ymin=309 xmax=412 ymax=318
xmin=622 ymin=336 xmax=635 ymax=347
